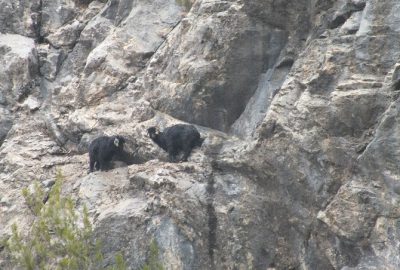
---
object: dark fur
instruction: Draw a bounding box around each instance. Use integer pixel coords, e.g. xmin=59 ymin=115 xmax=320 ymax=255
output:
xmin=88 ymin=135 xmax=125 ymax=172
xmin=147 ymin=124 xmax=204 ymax=162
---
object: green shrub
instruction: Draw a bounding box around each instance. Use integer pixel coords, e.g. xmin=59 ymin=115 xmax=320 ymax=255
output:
xmin=22 ymin=181 xmax=45 ymax=216
xmin=5 ymin=171 xmax=126 ymax=270
xmin=142 ymin=239 xmax=164 ymax=270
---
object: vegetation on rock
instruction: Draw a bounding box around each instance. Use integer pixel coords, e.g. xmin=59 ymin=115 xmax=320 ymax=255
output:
xmin=142 ymin=240 xmax=164 ymax=270
xmin=4 ymin=171 xmax=126 ymax=270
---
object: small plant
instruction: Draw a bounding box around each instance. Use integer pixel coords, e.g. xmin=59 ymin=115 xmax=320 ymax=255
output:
xmin=142 ymin=239 xmax=164 ymax=270
xmin=114 ymin=252 xmax=127 ymax=270
xmin=5 ymin=171 xmax=126 ymax=270
xmin=22 ymin=181 xmax=46 ymax=216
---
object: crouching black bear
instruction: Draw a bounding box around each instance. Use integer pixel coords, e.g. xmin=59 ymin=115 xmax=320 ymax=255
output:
xmin=88 ymin=135 xmax=125 ymax=172
xmin=147 ymin=124 xmax=204 ymax=162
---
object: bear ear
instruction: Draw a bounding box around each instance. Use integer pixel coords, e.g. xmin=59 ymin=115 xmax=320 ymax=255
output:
xmin=114 ymin=138 xmax=120 ymax=147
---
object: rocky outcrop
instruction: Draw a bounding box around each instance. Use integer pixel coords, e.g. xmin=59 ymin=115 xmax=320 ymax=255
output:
xmin=1 ymin=0 xmax=400 ymax=269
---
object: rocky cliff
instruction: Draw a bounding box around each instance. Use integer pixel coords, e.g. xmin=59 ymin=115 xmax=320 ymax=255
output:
xmin=1 ymin=0 xmax=400 ymax=269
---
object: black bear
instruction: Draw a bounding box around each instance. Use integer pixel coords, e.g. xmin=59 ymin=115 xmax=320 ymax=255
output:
xmin=147 ymin=124 xmax=204 ymax=162
xmin=88 ymin=135 xmax=125 ymax=172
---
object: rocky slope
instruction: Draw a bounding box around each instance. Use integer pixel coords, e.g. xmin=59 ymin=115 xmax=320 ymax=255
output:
xmin=1 ymin=0 xmax=400 ymax=269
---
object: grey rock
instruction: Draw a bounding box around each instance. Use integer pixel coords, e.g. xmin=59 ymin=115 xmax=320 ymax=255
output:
xmin=340 ymin=11 xmax=363 ymax=34
xmin=46 ymin=20 xmax=85 ymax=49
xmin=38 ymin=44 xmax=66 ymax=81
xmin=0 ymin=34 xmax=39 ymax=105
xmin=40 ymin=0 xmax=78 ymax=38
xmin=22 ymin=96 xmax=41 ymax=111
xmin=392 ymin=63 xmax=400 ymax=90
xmin=0 ymin=0 xmax=41 ymax=37
xmin=41 ymin=179 xmax=55 ymax=188
xmin=142 ymin=0 xmax=298 ymax=131
xmin=2 ymin=0 xmax=400 ymax=269
xmin=0 ymin=108 xmax=12 ymax=145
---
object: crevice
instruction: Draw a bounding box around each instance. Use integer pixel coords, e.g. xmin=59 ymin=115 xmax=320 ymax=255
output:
xmin=328 ymin=2 xmax=366 ymax=30
xmin=145 ymin=19 xmax=182 ymax=70
xmin=230 ymin=56 xmax=293 ymax=138
xmin=392 ymin=80 xmax=400 ymax=91
xmin=0 ymin=118 xmax=13 ymax=149
xmin=16 ymin=79 xmax=39 ymax=103
xmin=206 ymin=173 xmax=217 ymax=269
xmin=33 ymin=0 xmax=44 ymax=44
xmin=73 ymin=0 xmax=95 ymax=8
xmin=276 ymin=57 xmax=294 ymax=69
xmin=319 ymin=158 xmax=357 ymax=212
xmin=355 ymin=97 xmax=395 ymax=160
xmin=329 ymin=13 xmax=349 ymax=29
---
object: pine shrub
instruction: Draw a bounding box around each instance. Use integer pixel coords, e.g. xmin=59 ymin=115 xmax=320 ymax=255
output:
xmin=5 ymin=171 xmax=126 ymax=270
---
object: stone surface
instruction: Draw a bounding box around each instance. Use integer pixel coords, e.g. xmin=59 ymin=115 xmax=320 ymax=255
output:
xmin=1 ymin=0 xmax=400 ymax=269
xmin=0 ymin=34 xmax=38 ymax=105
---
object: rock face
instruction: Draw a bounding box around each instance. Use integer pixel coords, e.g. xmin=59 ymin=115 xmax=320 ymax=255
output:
xmin=1 ymin=0 xmax=400 ymax=269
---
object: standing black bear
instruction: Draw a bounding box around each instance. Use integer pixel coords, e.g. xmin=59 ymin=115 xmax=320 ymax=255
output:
xmin=147 ymin=124 xmax=204 ymax=162
xmin=88 ymin=135 xmax=125 ymax=172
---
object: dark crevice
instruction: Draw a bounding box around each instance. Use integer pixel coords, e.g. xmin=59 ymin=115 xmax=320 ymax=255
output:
xmin=0 ymin=119 xmax=13 ymax=148
xmin=329 ymin=2 xmax=366 ymax=30
xmin=355 ymin=142 xmax=368 ymax=154
xmin=37 ymin=35 xmax=46 ymax=45
xmin=393 ymin=80 xmax=400 ymax=91
xmin=276 ymin=58 xmax=294 ymax=69
xmin=229 ymin=46 xmax=293 ymax=138
xmin=353 ymin=1 xmax=367 ymax=11
xmin=34 ymin=0 xmax=44 ymax=44
xmin=347 ymin=28 xmax=358 ymax=35
xmin=73 ymin=0 xmax=95 ymax=8
xmin=206 ymin=173 xmax=217 ymax=269
xmin=16 ymin=80 xmax=39 ymax=103
xmin=329 ymin=13 xmax=349 ymax=29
